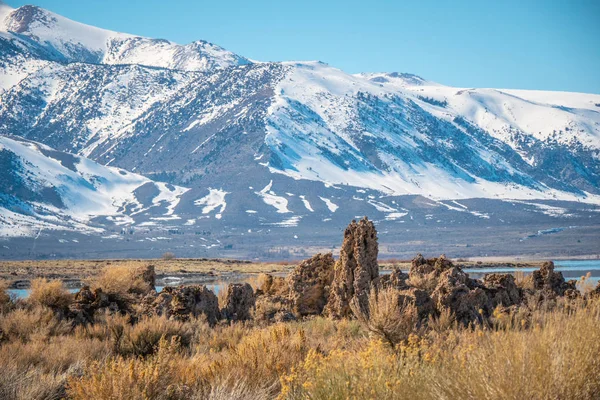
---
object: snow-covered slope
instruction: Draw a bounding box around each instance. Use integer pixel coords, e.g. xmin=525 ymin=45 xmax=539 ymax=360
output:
xmin=1 ymin=2 xmax=599 ymax=252
xmin=265 ymin=62 xmax=600 ymax=201
xmin=0 ymin=1 xmax=249 ymax=76
xmin=0 ymin=135 xmax=188 ymax=236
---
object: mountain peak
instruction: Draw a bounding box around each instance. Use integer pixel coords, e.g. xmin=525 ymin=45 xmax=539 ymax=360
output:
xmin=356 ymin=71 xmax=431 ymax=86
xmin=4 ymin=5 xmax=54 ymax=34
xmin=0 ymin=3 xmax=250 ymax=71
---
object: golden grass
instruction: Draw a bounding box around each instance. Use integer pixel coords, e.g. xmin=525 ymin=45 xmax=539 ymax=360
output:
xmin=28 ymin=279 xmax=72 ymax=311
xmin=0 ymin=286 xmax=599 ymax=399
xmin=281 ymin=299 xmax=600 ymax=400
xmin=0 ymin=306 xmax=72 ymax=342
xmin=0 ymin=259 xmax=298 ymax=285
xmin=351 ymin=287 xmax=418 ymax=348
xmin=0 ymin=279 xmax=11 ymax=313
xmin=90 ymin=262 xmax=154 ymax=295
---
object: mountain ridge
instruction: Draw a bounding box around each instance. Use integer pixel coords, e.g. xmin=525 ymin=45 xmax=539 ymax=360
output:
xmin=0 ymin=2 xmax=599 ymax=259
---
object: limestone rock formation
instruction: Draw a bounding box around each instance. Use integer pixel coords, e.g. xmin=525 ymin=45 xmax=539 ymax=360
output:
xmin=69 ymin=286 xmax=126 ymax=324
xmin=396 ymin=287 xmax=435 ymax=321
xmin=221 ymin=283 xmax=256 ymax=321
xmin=483 ymin=273 xmax=522 ymax=307
xmin=287 ymin=253 xmax=335 ymax=316
xmin=378 ymin=268 xmax=409 ymax=290
xmin=137 ymin=264 xmax=157 ymax=293
xmin=409 ymin=254 xmax=454 ymax=278
xmin=526 ymin=261 xmax=577 ymax=298
xmin=589 ymin=282 xmax=600 ymax=299
xmin=325 ymin=217 xmax=379 ymax=318
xmin=429 ymin=266 xmax=489 ymax=325
xmin=253 ymin=273 xmax=295 ymax=323
xmin=140 ymin=285 xmax=220 ymax=325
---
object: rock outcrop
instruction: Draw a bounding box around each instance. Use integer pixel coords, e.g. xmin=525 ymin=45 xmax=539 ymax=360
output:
xmin=140 ymin=285 xmax=220 ymax=325
xmin=430 ymin=266 xmax=489 ymax=325
xmin=396 ymin=287 xmax=435 ymax=321
xmin=221 ymin=283 xmax=256 ymax=321
xmin=287 ymin=253 xmax=335 ymax=316
xmin=137 ymin=264 xmax=157 ymax=293
xmin=589 ymin=282 xmax=600 ymax=299
xmin=525 ymin=261 xmax=577 ymax=298
xmin=325 ymin=217 xmax=379 ymax=318
xmin=69 ymin=286 xmax=131 ymax=324
xmin=483 ymin=273 xmax=522 ymax=307
xmin=378 ymin=268 xmax=409 ymax=290
xmin=410 ymin=253 xmax=454 ymax=276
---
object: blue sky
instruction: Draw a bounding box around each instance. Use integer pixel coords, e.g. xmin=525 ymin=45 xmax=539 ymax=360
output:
xmin=6 ymin=0 xmax=600 ymax=93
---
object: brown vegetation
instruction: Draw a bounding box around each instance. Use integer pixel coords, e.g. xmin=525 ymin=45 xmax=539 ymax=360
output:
xmin=1 ymin=218 xmax=599 ymax=399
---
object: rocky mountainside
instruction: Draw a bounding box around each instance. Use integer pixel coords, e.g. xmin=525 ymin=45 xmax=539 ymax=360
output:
xmin=0 ymin=134 xmax=188 ymax=237
xmin=0 ymin=1 xmax=599 ymax=259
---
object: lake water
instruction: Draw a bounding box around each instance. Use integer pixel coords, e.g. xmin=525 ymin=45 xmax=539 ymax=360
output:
xmin=8 ymin=260 xmax=600 ymax=299
xmin=8 ymin=282 xmax=229 ymax=299
xmin=464 ymin=260 xmax=600 ymax=284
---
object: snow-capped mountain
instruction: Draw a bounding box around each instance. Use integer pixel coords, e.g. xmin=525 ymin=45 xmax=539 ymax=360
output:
xmin=0 ymin=134 xmax=188 ymax=237
xmin=0 ymin=1 xmax=249 ymax=76
xmin=1 ymin=1 xmax=599 ymax=259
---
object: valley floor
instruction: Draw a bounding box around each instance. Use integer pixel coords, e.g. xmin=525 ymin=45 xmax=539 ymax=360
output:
xmin=0 ymin=258 xmax=543 ymax=289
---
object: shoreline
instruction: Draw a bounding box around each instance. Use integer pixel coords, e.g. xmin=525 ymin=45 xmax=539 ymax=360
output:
xmin=3 ymin=257 xmax=598 ymax=289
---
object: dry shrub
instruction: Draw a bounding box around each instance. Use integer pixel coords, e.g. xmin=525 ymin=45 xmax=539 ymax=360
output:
xmin=252 ymin=273 xmax=288 ymax=295
xmin=192 ymin=321 xmax=249 ymax=353
xmin=162 ymin=251 xmax=176 ymax=260
xmin=91 ymin=262 xmax=153 ymax=295
xmin=0 ymin=307 xmax=72 ymax=342
xmin=428 ymin=299 xmax=600 ymax=399
xmin=68 ymin=337 xmax=192 ymax=400
xmin=407 ymin=273 xmax=438 ymax=292
xmin=202 ymin=324 xmax=307 ymax=396
xmin=68 ymin=336 xmax=272 ymax=400
xmin=514 ymin=269 xmax=532 ymax=290
xmin=28 ymin=278 xmax=71 ymax=311
xmin=117 ymin=315 xmax=193 ymax=357
xmin=217 ymin=283 xmax=229 ymax=309
xmin=0 ymin=367 xmax=67 ymax=400
xmin=196 ymin=378 xmax=271 ymax=400
xmin=280 ymin=340 xmax=431 ymax=400
xmin=427 ymin=306 xmax=455 ymax=334
xmin=282 ymin=299 xmax=600 ymax=400
xmin=0 ymin=335 xmax=109 ymax=400
xmin=0 ymin=279 xmax=12 ymax=313
xmin=351 ymin=287 xmax=418 ymax=348
xmin=0 ymin=335 xmax=108 ymax=374
xmin=293 ymin=317 xmax=365 ymax=353
xmin=246 ymin=273 xmax=269 ymax=292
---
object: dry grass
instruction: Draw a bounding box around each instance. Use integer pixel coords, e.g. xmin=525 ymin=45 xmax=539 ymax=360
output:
xmin=0 ymin=259 xmax=297 ymax=285
xmin=282 ymin=299 xmax=600 ymax=400
xmin=351 ymin=287 xmax=418 ymax=349
xmin=1 ymin=279 xmax=599 ymax=399
xmin=117 ymin=316 xmax=194 ymax=357
xmin=407 ymin=273 xmax=439 ymax=292
xmin=0 ymin=279 xmax=12 ymax=313
xmin=90 ymin=262 xmax=154 ymax=295
xmin=0 ymin=333 xmax=109 ymax=400
xmin=0 ymin=307 xmax=72 ymax=342
xmin=28 ymin=279 xmax=72 ymax=311
xmin=576 ymin=272 xmax=597 ymax=295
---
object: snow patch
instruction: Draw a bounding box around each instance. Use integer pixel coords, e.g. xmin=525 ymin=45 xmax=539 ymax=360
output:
xmin=255 ymin=181 xmax=291 ymax=213
xmin=194 ymin=188 xmax=229 ymax=218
